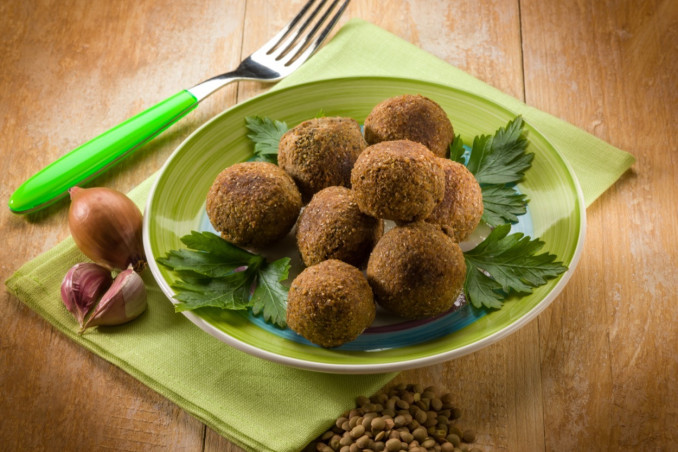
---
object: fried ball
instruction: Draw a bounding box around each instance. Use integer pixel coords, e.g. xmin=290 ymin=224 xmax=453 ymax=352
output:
xmin=350 ymin=140 xmax=445 ymax=222
xmin=287 ymin=259 xmax=376 ymax=348
xmin=278 ymin=117 xmax=367 ymax=202
xmin=367 ymin=222 xmax=466 ymax=319
xmin=364 ymin=94 xmax=454 ymax=158
xmin=426 ymin=158 xmax=484 ymax=242
xmin=296 ymin=186 xmax=383 ymax=268
xmin=205 ymin=161 xmax=301 ymax=248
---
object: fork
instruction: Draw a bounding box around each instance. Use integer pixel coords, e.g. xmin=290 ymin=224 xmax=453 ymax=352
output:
xmin=9 ymin=0 xmax=350 ymax=214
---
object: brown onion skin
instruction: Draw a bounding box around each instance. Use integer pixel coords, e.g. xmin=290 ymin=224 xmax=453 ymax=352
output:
xmin=68 ymin=186 xmax=146 ymax=272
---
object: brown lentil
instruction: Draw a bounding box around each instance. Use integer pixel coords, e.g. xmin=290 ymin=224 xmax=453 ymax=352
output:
xmin=385 ymin=438 xmax=402 ymax=452
xmin=371 ymin=417 xmax=386 ymax=432
xmin=306 ymin=384 xmax=478 ymax=452
xmin=340 ymin=435 xmax=354 ymax=446
xmin=351 ymin=425 xmax=366 ymax=439
xmin=412 ymin=426 xmax=427 ymax=442
xmin=399 ymin=431 xmax=413 ymax=443
xmin=356 ymin=435 xmax=371 ymax=449
xmin=316 ymin=444 xmax=332 ymax=452
xmin=461 ymin=430 xmax=476 ymax=443
xmin=446 ymin=433 xmax=461 ymax=447
xmin=441 ymin=442 xmax=455 ymax=452
xmin=422 ymin=438 xmax=436 ymax=448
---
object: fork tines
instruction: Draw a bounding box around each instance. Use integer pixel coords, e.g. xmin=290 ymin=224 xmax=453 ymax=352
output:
xmin=265 ymin=0 xmax=350 ymax=65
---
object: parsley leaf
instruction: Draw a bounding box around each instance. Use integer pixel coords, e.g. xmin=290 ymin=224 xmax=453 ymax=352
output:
xmin=157 ymin=231 xmax=290 ymax=328
xmin=245 ymin=116 xmax=289 ymax=164
xmin=455 ymin=117 xmax=533 ymax=226
xmin=465 ymin=135 xmax=493 ymax=176
xmin=481 ymin=185 xmax=529 ymax=226
xmin=449 ymin=135 xmax=466 ymax=163
xmin=156 ymin=230 xmax=263 ymax=277
xmin=463 ymin=224 xmax=568 ymax=309
xmin=172 ymin=271 xmax=254 ymax=312
xmin=251 ymin=257 xmax=290 ymax=328
xmin=471 ymin=117 xmax=534 ymax=185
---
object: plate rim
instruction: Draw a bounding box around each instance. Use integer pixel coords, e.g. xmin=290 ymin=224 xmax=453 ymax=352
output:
xmin=143 ymin=75 xmax=587 ymax=374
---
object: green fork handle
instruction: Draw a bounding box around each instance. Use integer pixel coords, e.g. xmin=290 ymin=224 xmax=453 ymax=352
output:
xmin=8 ymin=90 xmax=198 ymax=214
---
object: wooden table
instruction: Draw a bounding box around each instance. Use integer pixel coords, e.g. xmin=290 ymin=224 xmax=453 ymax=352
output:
xmin=1 ymin=1 xmax=676 ymax=450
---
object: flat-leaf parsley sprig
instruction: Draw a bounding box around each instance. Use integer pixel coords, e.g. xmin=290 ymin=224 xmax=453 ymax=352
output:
xmin=450 ymin=117 xmax=533 ymax=227
xmin=157 ymin=231 xmax=289 ymax=328
xmin=462 ymin=225 xmax=568 ymax=309
xmin=245 ymin=116 xmax=289 ymax=164
xmin=449 ymin=117 xmax=567 ymax=309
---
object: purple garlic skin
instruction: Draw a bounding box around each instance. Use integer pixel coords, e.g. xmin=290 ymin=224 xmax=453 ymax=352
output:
xmin=61 ymin=263 xmax=113 ymax=327
xmin=81 ymin=266 xmax=147 ymax=332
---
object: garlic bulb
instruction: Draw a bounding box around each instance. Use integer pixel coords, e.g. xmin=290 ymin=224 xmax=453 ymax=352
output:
xmin=61 ymin=263 xmax=113 ymax=327
xmin=81 ymin=267 xmax=147 ymax=332
xmin=68 ymin=186 xmax=146 ymax=272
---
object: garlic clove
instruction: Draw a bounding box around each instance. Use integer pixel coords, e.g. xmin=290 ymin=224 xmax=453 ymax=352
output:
xmin=81 ymin=267 xmax=147 ymax=332
xmin=61 ymin=263 xmax=113 ymax=327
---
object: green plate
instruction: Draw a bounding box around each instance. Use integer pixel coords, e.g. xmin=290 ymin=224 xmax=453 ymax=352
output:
xmin=143 ymin=76 xmax=586 ymax=374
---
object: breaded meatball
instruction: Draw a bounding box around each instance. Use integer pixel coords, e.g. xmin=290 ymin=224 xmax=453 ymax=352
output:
xmin=350 ymin=140 xmax=445 ymax=222
xmin=287 ymin=259 xmax=376 ymax=348
xmin=278 ymin=117 xmax=367 ymax=202
xmin=206 ymin=161 xmax=301 ymax=248
xmin=364 ymin=94 xmax=454 ymax=158
xmin=296 ymin=187 xmax=383 ymax=268
xmin=426 ymin=158 xmax=484 ymax=242
xmin=367 ymin=222 xmax=466 ymax=319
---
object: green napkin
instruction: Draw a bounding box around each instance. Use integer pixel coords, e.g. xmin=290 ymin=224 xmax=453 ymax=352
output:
xmin=6 ymin=19 xmax=634 ymax=452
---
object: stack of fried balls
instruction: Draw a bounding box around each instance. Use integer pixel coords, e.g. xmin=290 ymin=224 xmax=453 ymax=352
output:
xmin=205 ymin=95 xmax=483 ymax=348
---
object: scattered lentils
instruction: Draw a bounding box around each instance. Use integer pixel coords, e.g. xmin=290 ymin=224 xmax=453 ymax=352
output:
xmin=305 ymin=384 xmax=479 ymax=452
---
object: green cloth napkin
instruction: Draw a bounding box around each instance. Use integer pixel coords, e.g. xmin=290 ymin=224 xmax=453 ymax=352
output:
xmin=6 ymin=19 xmax=634 ymax=452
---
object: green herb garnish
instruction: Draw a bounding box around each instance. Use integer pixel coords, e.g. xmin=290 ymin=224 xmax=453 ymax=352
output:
xmin=450 ymin=117 xmax=533 ymax=226
xmin=245 ymin=116 xmax=289 ymax=164
xmin=450 ymin=117 xmax=567 ymax=309
xmin=157 ymin=231 xmax=290 ymax=328
xmin=463 ymin=224 xmax=568 ymax=309
xmin=480 ymin=185 xmax=529 ymax=226
xmin=467 ymin=116 xmax=533 ymax=185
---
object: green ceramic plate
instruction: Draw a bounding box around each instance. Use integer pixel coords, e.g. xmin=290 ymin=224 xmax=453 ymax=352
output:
xmin=143 ymin=76 xmax=585 ymax=374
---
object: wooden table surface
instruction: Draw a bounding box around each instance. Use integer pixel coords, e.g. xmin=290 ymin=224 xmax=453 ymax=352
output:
xmin=1 ymin=1 xmax=676 ymax=450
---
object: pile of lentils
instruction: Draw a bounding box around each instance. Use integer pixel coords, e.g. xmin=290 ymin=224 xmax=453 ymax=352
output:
xmin=305 ymin=384 xmax=480 ymax=452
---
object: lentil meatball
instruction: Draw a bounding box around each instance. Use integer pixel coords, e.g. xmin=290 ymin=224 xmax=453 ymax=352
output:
xmin=287 ymin=259 xmax=376 ymax=348
xmin=278 ymin=117 xmax=367 ymax=202
xmin=367 ymin=222 xmax=466 ymax=319
xmin=296 ymin=186 xmax=383 ymax=268
xmin=205 ymin=161 xmax=301 ymax=248
xmin=426 ymin=158 xmax=484 ymax=242
xmin=364 ymin=94 xmax=454 ymax=158
xmin=350 ymin=140 xmax=445 ymax=222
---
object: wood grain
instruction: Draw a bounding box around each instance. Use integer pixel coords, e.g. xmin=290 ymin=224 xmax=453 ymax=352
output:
xmin=0 ymin=1 xmax=247 ymax=450
xmin=521 ymin=0 xmax=678 ymax=449
xmin=1 ymin=0 xmax=676 ymax=451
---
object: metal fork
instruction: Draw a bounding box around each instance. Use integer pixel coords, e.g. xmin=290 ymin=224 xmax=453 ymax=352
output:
xmin=9 ymin=0 xmax=350 ymax=214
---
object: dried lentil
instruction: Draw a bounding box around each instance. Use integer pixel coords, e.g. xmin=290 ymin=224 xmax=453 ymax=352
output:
xmin=305 ymin=384 xmax=479 ymax=452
